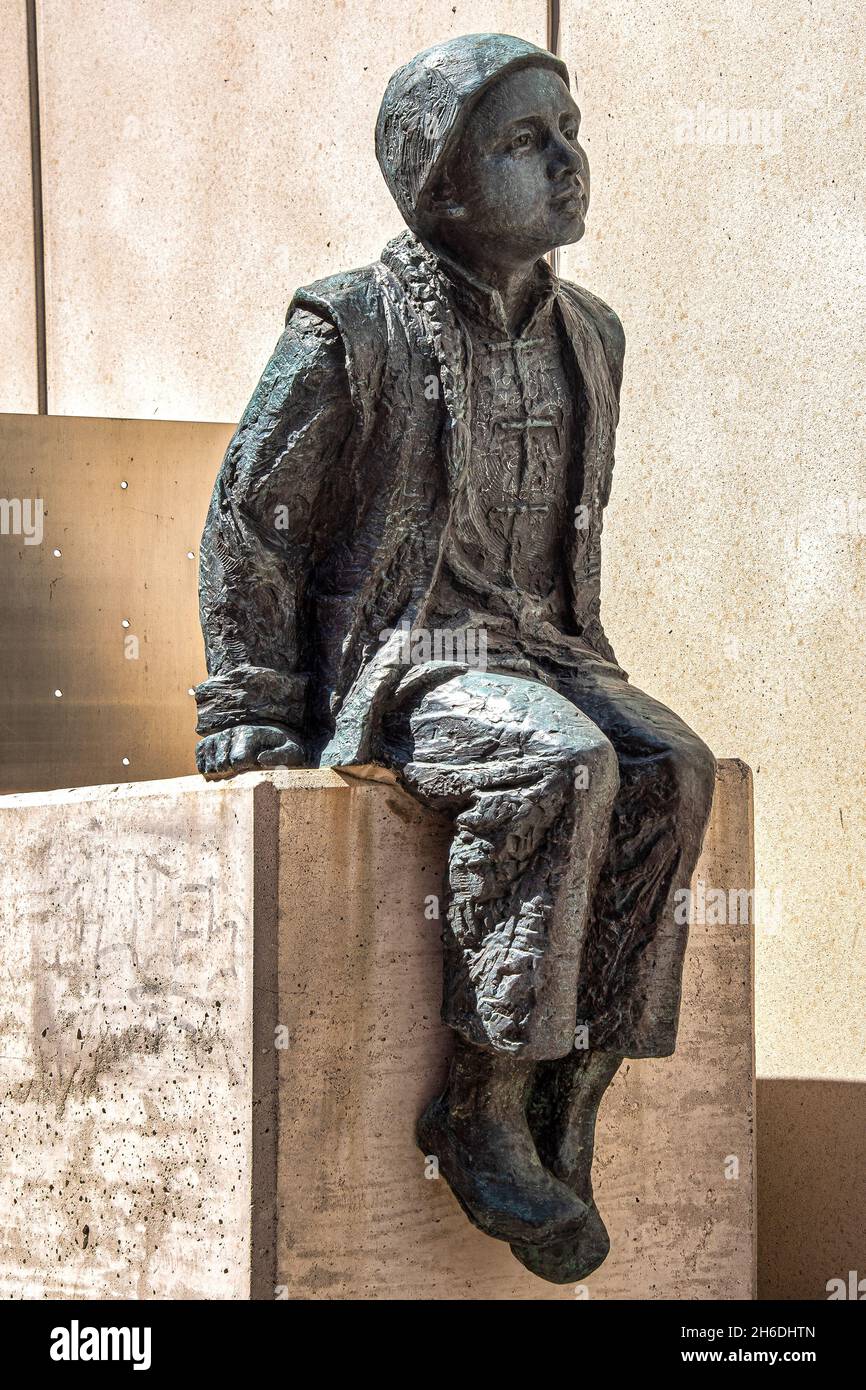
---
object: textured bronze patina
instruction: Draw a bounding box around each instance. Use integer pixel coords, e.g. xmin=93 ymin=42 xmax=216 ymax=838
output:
xmin=196 ymin=33 xmax=715 ymax=1283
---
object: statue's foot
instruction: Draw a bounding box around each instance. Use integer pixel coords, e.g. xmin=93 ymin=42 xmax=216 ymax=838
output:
xmin=508 ymin=1050 xmax=623 ymax=1282
xmin=417 ymin=1096 xmax=591 ymax=1246
xmin=509 ymin=1200 xmax=610 ymax=1283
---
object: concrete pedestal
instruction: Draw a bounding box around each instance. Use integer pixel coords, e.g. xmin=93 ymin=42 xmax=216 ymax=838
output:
xmin=0 ymin=761 xmax=755 ymax=1300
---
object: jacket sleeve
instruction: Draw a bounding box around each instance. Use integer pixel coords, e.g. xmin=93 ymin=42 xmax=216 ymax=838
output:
xmin=577 ymin=291 xmax=626 ymax=667
xmin=195 ymin=309 xmax=356 ymax=738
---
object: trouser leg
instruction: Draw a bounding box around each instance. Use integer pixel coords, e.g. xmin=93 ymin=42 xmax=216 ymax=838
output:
xmin=557 ymin=663 xmax=717 ymax=1056
xmin=382 ymin=667 xmax=620 ymax=1060
xmin=379 ymin=666 xmax=620 ymax=1248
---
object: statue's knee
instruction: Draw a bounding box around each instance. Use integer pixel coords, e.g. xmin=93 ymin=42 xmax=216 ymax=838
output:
xmin=666 ymin=733 xmax=716 ymax=821
xmin=574 ymin=731 xmax=619 ymax=801
xmin=547 ymin=716 xmax=619 ymax=806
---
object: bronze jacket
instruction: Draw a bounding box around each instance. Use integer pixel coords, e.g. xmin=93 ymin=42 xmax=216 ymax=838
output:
xmin=196 ymin=231 xmax=625 ymax=767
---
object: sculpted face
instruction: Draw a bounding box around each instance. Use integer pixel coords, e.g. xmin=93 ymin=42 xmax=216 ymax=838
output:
xmin=426 ymin=66 xmax=590 ymax=269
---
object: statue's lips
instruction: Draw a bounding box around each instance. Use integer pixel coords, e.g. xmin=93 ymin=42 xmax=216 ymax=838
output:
xmin=550 ymin=188 xmax=585 ymax=215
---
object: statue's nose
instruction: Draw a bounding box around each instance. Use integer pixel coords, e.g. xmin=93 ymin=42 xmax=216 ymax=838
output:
xmin=549 ymin=137 xmax=584 ymax=182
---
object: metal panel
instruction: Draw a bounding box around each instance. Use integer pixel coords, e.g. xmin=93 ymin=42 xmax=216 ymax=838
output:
xmin=0 ymin=412 xmax=231 ymax=792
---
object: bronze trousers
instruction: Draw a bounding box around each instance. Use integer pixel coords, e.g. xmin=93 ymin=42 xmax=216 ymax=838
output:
xmin=379 ymin=658 xmax=715 ymax=1060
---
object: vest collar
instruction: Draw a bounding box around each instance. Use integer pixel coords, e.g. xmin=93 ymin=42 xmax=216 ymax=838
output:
xmin=382 ymin=230 xmax=559 ymax=338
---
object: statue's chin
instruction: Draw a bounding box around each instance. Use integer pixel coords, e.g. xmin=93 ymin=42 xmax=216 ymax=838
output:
xmin=558 ymin=218 xmax=586 ymax=248
xmin=540 ymin=215 xmax=587 ymax=256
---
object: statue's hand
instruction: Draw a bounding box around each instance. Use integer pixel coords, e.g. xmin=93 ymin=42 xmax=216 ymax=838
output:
xmin=196 ymin=723 xmax=306 ymax=778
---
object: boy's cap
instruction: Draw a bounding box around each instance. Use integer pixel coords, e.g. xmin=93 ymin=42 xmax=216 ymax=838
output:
xmin=375 ymin=33 xmax=570 ymax=228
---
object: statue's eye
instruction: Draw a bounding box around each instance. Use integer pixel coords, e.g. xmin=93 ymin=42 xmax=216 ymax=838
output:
xmin=563 ymin=125 xmax=579 ymax=143
xmin=508 ymin=131 xmax=534 ymax=152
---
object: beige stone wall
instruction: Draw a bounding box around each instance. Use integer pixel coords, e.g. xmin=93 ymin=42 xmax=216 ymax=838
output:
xmin=0 ymin=0 xmax=38 ymax=412
xmin=557 ymin=3 xmax=866 ymax=1298
xmin=33 ymin=0 xmax=544 ymax=421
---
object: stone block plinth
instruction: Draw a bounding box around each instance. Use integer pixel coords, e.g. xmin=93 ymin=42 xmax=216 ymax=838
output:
xmin=0 ymin=761 xmax=755 ymax=1299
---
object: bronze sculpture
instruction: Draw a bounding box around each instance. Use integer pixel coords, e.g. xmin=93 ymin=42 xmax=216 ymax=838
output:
xmin=196 ymin=33 xmax=715 ymax=1284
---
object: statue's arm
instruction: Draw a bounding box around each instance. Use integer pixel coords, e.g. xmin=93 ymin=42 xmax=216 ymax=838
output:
xmin=582 ymin=289 xmax=626 ymax=416
xmin=195 ymin=309 xmax=355 ymax=775
xmin=577 ymin=290 xmax=626 ymax=664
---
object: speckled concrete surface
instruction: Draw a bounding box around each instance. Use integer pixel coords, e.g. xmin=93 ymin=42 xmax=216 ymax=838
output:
xmin=0 ymin=775 xmax=258 ymax=1298
xmin=0 ymin=764 xmax=753 ymax=1299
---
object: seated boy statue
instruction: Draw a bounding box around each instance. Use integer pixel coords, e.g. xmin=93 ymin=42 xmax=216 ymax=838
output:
xmin=195 ymin=33 xmax=716 ymax=1283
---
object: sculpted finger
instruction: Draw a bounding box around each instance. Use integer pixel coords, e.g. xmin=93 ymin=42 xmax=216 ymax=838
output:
xmin=200 ymin=731 xmax=231 ymax=777
xmin=228 ymin=726 xmax=264 ymax=772
xmin=257 ymin=736 xmax=305 ymax=768
xmin=202 ymin=736 xmax=220 ymax=776
xmin=212 ymin=730 xmax=234 ymax=772
xmin=256 ymin=724 xmax=294 ymax=749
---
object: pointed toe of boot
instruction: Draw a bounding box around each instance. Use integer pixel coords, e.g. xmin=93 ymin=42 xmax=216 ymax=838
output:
xmin=509 ymin=1201 xmax=611 ymax=1284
